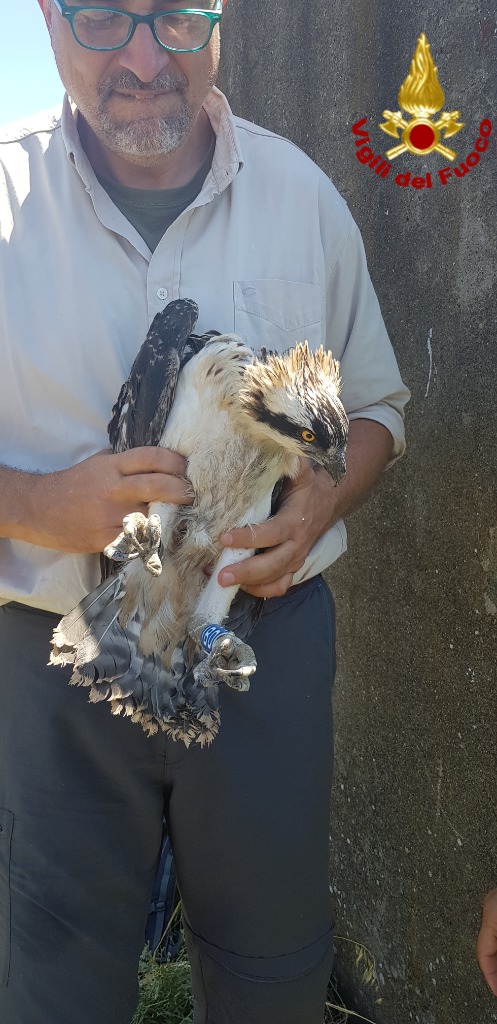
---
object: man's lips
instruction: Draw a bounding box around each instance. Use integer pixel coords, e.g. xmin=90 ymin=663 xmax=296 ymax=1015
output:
xmin=112 ymin=88 xmax=181 ymax=101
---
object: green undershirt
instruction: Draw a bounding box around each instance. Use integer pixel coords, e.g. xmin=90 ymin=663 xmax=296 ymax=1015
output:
xmin=98 ymin=136 xmax=215 ymax=252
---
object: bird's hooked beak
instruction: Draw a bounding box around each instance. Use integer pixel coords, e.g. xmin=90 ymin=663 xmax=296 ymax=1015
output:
xmin=321 ymin=449 xmax=347 ymax=486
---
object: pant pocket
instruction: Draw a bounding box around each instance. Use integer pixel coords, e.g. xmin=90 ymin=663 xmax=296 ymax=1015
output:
xmin=0 ymin=809 xmax=13 ymax=987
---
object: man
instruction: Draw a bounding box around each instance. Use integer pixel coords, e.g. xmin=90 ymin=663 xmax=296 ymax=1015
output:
xmin=0 ymin=2 xmax=409 ymax=1022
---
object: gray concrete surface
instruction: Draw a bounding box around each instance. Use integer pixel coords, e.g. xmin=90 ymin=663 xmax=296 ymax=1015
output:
xmin=219 ymin=3 xmax=497 ymax=1022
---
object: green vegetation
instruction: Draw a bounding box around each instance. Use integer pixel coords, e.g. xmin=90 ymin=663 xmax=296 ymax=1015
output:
xmin=132 ymin=935 xmax=380 ymax=1024
xmin=131 ymin=945 xmax=194 ymax=1024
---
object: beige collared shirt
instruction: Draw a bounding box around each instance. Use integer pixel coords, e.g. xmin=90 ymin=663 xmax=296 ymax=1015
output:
xmin=0 ymin=88 xmax=409 ymax=614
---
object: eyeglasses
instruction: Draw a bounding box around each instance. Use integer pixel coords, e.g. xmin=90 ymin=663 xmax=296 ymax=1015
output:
xmin=50 ymin=0 xmax=223 ymax=53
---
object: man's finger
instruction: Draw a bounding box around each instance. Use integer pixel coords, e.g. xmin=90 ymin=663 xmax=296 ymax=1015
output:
xmin=477 ymin=891 xmax=497 ymax=996
xmin=118 ymin=473 xmax=194 ymax=505
xmin=240 ymin=573 xmax=294 ymax=598
xmin=221 ymin=514 xmax=295 ymax=551
xmin=477 ymin=949 xmax=497 ymax=997
xmin=220 ymin=522 xmax=275 ymax=550
xmin=117 ymin=446 xmax=188 ymax=477
xmin=218 ymin=542 xmax=301 ymax=588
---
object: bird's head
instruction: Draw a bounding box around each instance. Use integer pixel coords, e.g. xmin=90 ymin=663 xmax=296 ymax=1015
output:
xmin=239 ymin=342 xmax=348 ymax=484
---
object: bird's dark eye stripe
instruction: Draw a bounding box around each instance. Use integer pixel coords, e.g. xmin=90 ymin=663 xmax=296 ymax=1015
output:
xmin=243 ymin=402 xmax=312 ymax=443
xmin=310 ymin=417 xmax=335 ymax=450
xmin=309 ymin=408 xmax=348 ymax=451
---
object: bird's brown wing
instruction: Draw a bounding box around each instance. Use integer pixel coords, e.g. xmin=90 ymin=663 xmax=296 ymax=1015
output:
xmin=108 ymin=298 xmax=201 ymax=453
xmin=101 ymin=298 xmax=218 ymax=580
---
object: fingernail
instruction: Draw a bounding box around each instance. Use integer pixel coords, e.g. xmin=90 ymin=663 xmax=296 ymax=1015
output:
xmin=221 ymin=572 xmax=235 ymax=586
xmin=221 ymin=533 xmax=233 ymax=545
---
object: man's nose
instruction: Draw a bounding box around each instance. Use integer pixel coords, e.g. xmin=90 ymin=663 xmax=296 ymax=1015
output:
xmin=117 ymin=23 xmax=172 ymax=83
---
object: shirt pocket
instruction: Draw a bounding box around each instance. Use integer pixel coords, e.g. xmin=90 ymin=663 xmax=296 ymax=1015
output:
xmin=0 ymin=808 xmax=13 ymax=987
xmin=234 ymin=280 xmax=323 ymax=353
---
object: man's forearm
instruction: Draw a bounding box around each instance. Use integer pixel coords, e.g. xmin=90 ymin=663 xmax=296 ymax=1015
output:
xmin=0 ymin=451 xmax=192 ymax=552
xmin=0 ymin=465 xmax=39 ymax=542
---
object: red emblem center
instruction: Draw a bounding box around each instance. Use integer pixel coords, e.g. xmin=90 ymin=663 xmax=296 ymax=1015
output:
xmin=409 ymin=123 xmax=436 ymax=151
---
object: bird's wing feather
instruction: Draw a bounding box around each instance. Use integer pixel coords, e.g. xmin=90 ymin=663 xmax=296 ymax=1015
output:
xmin=108 ymin=298 xmax=200 ymax=453
xmin=102 ymin=300 xmax=218 ymax=579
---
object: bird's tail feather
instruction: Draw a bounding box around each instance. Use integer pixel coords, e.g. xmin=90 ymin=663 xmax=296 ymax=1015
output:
xmin=50 ymin=575 xmax=221 ymax=746
xmin=50 ymin=574 xmax=127 ymax=669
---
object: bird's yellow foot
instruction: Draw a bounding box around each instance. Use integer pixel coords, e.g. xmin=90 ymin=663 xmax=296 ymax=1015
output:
xmin=104 ymin=512 xmax=162 ymax=576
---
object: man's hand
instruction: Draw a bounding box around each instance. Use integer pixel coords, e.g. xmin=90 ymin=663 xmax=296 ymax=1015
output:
xmin=0 ymin=448 xmax=192 ymax=554
xmin=477 ymin=889 xmax=497 ymax=996
xmin=218 ymin=460 xmax=334 ymax=598
xmin=218 ymin=419 xmax=393 ymax=598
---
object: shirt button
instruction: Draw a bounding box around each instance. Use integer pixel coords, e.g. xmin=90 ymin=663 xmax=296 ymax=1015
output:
xmin=243 ymin=287 xmax=256 ymax=296
xmin=157 ymin=287 xmax=168 ymax=300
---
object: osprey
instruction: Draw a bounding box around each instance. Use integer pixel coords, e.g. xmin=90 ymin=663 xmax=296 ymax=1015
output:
xmin=51 ymin=299 xmax=348 ymax=746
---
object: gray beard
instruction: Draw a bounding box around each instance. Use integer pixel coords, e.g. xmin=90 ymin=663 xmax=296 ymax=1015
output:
xmin=94 ymin=70 xmax=193 ymax=159
xmin=95 ymin=105 xmax=193 ymax=158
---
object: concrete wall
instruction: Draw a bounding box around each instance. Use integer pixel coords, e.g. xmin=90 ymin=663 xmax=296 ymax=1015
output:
xmin=219 ymin=3 xmax=497 ymax=1023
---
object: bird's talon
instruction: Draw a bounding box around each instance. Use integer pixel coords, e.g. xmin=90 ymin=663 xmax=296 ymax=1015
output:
xmin=218 ymin=635 xmax=235 ymax=655
xmin=104 ymin=511 xmax=162 ymax=568
xmin=223 ymin=673 xmax=252 ymax=692
xmin=192 ymin=629 xmax=257 ymax=689
xmin=145 ymin=552 xmax=163 ymax=577
xmin=216 ymin=663 xmax=256 ymax=677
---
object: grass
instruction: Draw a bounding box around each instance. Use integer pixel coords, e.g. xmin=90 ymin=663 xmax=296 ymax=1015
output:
xmin=132 ymin=934 xmax=381 ymax=1024
xmin=325 ymin=978 xmax=379 ymax=1023
xmin=325 ymin=936 xmax=383 ymax=1024
xmin=131 ymin=945 xmax=194 ymax=1024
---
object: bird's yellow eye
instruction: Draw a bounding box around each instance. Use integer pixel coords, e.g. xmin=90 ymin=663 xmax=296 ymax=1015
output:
xmin=301 ymin=430 xmax=316 ymax=443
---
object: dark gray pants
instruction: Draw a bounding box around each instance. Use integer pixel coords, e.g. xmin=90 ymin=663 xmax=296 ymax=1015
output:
xmin=0 ymin=577 xmax=335 ymax=1024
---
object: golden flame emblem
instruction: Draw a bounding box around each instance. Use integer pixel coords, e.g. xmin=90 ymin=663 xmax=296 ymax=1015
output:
xmin=380 ymin=33 xmax=464 ymax=160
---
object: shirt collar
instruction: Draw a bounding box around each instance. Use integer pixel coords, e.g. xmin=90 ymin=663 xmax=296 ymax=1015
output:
xmin=60 ymin=85 xmax=244 ymax=198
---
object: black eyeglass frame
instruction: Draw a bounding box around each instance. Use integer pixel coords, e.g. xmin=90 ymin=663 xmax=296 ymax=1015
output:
xmin=50 ymin=0 xmax=223 ymax=53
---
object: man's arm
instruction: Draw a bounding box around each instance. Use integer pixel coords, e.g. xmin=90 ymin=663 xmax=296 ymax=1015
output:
xmin=0 ymin=448 xmax=192 ymax=553
xmin=218 ymin=419 xmax=393 ymax=598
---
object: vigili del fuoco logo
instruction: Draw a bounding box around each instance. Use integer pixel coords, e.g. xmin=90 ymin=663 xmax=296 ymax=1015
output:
xmin=352 ymin=33 xmax=492 ymax=189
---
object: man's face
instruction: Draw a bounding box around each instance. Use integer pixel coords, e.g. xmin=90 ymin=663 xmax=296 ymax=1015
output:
xmin=38 ymin=0 xmax=223 ymax=163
